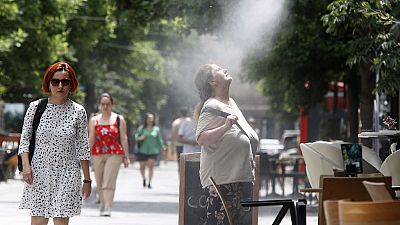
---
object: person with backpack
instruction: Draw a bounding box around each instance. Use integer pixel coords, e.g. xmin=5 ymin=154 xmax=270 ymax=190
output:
xmin=88 ymin=93 xmax=130 ymax=216
xmin=18 ymin=61 xmax=91 ymax=225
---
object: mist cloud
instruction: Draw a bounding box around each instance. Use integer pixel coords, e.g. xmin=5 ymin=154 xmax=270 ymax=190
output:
xmin=167 ymin=0 xmax=288 ymax=108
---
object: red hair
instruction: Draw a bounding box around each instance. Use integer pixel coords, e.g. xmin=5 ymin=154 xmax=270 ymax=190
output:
xmin=42 ymin=61 xmax=79 ymax=93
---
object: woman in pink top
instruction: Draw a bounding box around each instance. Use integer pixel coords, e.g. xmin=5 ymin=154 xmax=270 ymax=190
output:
xmin=89 ymin=93 xmax=130 ymax=216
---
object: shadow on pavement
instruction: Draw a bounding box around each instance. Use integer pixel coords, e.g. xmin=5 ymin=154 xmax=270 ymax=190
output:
xmin=84 ymin=201 xmax=179 ymax=214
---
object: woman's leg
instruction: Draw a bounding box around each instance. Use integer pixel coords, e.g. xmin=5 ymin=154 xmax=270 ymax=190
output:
xmin=139 ymin=161 xmax=147 ymax=187
xmin=205 ymin=185 xmax=228 ymax=225
xmin=230 ymin=182 xmax=253 ymax=225
xmin=147 ymin=158 xmax=156 ymax=188
xmin=205 ymin=182 xmax=253 ymax=225
xmin=53 ymin=217 xmax=69 ymax=225
xmin=92 ymin=155 xmax=107 ymax=205
xmin=31 ymin=216 xmax=49 ymax=225
xmin=102 ymin=155 xmax=123 ymax=211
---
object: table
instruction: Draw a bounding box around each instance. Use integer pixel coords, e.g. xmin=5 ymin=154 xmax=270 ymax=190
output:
xmin=257 ymin=152 xmax=281 ymax=198
xmin=358 ymin=130 xmax=400 ymax=157
xmin=358 ymin=130 xmax=400 ymax=139
xmin=275 ymin=155 xmax=307 ymax=198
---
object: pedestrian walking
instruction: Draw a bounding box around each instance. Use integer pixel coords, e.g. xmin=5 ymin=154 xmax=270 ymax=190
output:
xmin=194 ymin=63 xmax=259 ymax=225
xmin=88 ymin=93 xmax=130 ymax=216
xmin=171 ymin=108 xmax=188 ymax=171
xmin=178 ymin=110 xmax=200 ymax=154
xmin=135 ymin=112 xmax=165 ymax=189
xmin=18 ymin=61 xmax=91 ymax=225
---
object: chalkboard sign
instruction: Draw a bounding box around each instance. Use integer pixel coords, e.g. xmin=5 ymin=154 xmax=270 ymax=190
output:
xmin=178 ymin=152 xmax=260 ymax=225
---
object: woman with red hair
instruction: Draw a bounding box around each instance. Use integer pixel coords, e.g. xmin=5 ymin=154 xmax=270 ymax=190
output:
xmin=18 ymin=61 xmax=91 ymax=225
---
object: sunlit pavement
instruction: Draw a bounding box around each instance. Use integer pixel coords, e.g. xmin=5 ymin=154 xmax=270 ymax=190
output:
xmin=0 ymin=161 xmax=317 ymax=225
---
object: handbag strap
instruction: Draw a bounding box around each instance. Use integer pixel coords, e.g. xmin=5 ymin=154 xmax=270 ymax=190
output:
xmin=202 ymin=107 xmax=246 ymax=134
xmin=30 ymin=98 xmax=48 ymax=156
xmin=201 ymin=107 xmax=257 ymax=156
xmin=116 ymin=114 xmax=121 ymax=144
xmin=19 ymin=98 xmax=48 ymax=172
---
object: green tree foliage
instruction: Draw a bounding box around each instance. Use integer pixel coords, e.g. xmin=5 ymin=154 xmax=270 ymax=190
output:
xmin=322 ymin=0 xmax=400 ymax=138
xmin=0 ymin=0 xmax=86 ymax=103
xmin=67 ymin=0 xmax=187 ymax=122
xmin=242 ymin=1 xmax=345 ymax=119
xmin=322 ymin=0 xmax=400 ymax=95
xmin=241 ymin=0 xmax=400 ymax=140
xmin=1 ymin=0 xmax=216 ymax=123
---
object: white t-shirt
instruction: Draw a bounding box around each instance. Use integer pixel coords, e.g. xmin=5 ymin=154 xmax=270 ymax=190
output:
xmin=178 ymin=118 xmax=201 ymax=154
xmin=171 ymin=117 xmax=185 ymax=147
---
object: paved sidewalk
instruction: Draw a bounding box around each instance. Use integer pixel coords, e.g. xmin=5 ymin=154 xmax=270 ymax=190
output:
xmin=0 ymin=161 xmax=317 ymax=225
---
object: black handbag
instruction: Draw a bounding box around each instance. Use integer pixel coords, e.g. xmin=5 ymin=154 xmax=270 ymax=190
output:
xmin=17 ymin=98 xmax=48 ymax=172
xmin=135 ymin=127 xmax=144 ymax=154
xmin=116 ymin=115 xmax=121 ymax=144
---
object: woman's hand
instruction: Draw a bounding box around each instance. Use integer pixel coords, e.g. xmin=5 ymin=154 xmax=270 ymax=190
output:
xmin=197 ymin=114 xmax=238 ymax=146
xmin=139 ymin=135 xmax=146 ymax=141
xmin=224 ymin=114 xmax=238 ymax=129
xmin=123 ymin=156 xmax=130 ymax=168
xmin=22 ymin=164 xmax=33 ymax=185
xmin=82 ymin=182 xmax=92 ymax=200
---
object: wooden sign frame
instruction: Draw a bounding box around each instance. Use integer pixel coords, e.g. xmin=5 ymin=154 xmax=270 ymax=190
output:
xmin=178 ymin=152 xmax=259 ymax=225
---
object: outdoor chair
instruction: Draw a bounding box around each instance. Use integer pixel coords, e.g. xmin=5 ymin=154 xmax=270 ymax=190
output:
xmin=338 ymin=200 xmax=400 ymax=225
xmin=380 ymin=150 xmax=400 ymax=197
xmin=299 ymin=141 xmax=382 ymax=190
xmin=323 ymin=199 xmax=347 ymax=225
xmin=308 ymin=176 xmax=393 ymax=225
xmin=363 ymin=180 xmax=394 ymax=201
xmin=299 ymin=142 xmax=343 ymax=189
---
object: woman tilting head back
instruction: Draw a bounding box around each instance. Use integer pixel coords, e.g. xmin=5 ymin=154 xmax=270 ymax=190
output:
xmin=193 ymin=64 xmax=231 ymax=122
xmin=193 ymin=63 xmax=259 ymax=225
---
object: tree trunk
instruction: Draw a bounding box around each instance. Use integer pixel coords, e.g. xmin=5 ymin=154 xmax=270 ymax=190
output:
xmin=346 ymin=69 xmax=359 ymax=142
xmin=84 ymin=83 xmax=96 ymax=119
xmin=390 ymin=92 xmax=399 ymax=130
xmin=359 ymin=63 xmax=375 ymax=147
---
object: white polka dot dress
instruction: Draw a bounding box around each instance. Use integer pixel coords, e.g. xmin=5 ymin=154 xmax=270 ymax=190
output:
xmin=18 ymin=99 xmax=90 ymax=218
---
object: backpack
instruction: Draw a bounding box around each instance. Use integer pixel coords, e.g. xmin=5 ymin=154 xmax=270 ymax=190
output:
xmin=17 ymin=98 xmax=48 ymax=172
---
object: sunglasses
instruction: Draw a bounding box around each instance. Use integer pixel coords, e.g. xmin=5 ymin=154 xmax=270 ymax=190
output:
xmin=50 ymin=78 xmax=71 ymax=87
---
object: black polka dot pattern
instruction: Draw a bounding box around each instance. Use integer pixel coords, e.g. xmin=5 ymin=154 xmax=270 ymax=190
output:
xmin=18 ymin=99 xmax=90 ymax=218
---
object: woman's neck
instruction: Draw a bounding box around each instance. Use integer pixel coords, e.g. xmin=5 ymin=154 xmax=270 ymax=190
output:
xmin=101 ymin=111 xmax=112 ymax=118
xmin=214 ymin=95 xmax=230 ymax=105
xmin=49 ymin=96 xmax=68 ymax=105
xmin=214 ymin=88 xmax=230 ymax=104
